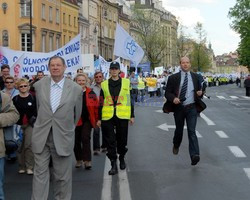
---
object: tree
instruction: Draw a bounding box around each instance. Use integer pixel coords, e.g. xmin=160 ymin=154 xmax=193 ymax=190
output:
xmin=228 ymin=0 xmax=250 ymax=70
xmin=131 ymin=8 xmax=170 ymax=70
xmin=190 ymin=22 xmax=211 ymax=72
xmin=177 ymin=24 xmax=193 ymax=59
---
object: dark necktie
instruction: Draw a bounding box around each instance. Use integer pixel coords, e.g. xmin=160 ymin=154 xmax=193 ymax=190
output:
xmin=179 ymin=73 xmax=188 ymax=101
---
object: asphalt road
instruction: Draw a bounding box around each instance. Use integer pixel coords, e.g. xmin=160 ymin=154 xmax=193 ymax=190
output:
xmin=4 ymin=83 xmax=250 ymax=200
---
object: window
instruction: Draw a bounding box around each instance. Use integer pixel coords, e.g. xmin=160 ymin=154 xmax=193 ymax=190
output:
xmin=56 ymin=37 xmax=60 ymax=49
xmin=21 ymin=1 xmax=31 ymax=17
xmin=69 ymin=36 xmax=71 ymax=41
xmin=63 ymin=35 xmax=66 ymax=45
xmin=69 ymin=15 xmax=71 ymax=26
xmin=21 ymin=33 xmax=31 ymax=51
xmin=141 ymin=0 xmax=146 ymax=5
xmin=49 ymin=7 xmax=52 ymax=22
xmin=63 ymin=13 xmax=66 ymax=24
xmin=74 ymin=17 xmax=76 ymax=27
xmin=56 ymin=9 xmax=60 ymax=24
xmin=42 ymin=34 xmax=46 ymax=52
xmin=49 ymin=35 xmax=53 ymax=52
xmin=41 ymin=4 xmax=45 ymax=20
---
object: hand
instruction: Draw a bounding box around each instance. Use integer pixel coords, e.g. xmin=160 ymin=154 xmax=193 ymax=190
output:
xmin=96 ymin=120 xmax=101 ymax=127
xmin=197 ymin=90 xmax=203 ymax=96
xmin=129 ymin=118 xmax=135 ymax=125
xmin=173 ymin=97 xmax=181 ymax=104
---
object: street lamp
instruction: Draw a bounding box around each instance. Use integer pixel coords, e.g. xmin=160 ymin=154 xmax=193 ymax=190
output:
xmin=20 ymin=0 xmax=32 ymax=52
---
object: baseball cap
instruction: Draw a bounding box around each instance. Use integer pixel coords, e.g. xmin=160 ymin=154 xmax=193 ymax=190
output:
xmin=110 ymin=61 xmax=120 ymax=69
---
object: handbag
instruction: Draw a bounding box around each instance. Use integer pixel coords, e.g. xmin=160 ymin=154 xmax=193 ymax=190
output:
xmin=162 ymin=100 xmax=174 ymax=113
xmin=195 ymin=99 xmax=207 ymax=113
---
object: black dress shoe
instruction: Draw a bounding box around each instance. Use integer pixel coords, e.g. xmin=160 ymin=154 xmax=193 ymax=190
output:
xmin=119 ymin=157 xmax=126 ymax=170
xmin=108 ymin=160 xmax=118 ymax=175
xmin=172 ymin=146 xmax=179 ymax=155
xmin=191 ymin=155 xmax=200 ymax=166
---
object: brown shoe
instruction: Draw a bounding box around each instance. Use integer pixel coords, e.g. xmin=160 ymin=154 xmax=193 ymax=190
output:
xmin=84 ymin=161 xmax=92 ymax=170
xmin=172 ymin=146 xmax=179 ymax=155
xmin=75 ymin=160 xmax=82 ymax=168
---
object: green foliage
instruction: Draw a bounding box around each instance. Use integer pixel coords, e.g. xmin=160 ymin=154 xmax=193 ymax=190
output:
xmin=131 ymin=8 xmax=169 ymax=69
xmin=228 ymin=0 xmax=250 ymax=70
xmin=190 ymin=22 xmax=211 ymax=72
xmin=190 ymin=43 xmax=211 ymax=72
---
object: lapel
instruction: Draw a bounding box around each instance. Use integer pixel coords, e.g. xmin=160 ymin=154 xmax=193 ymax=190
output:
xmin=44 ymin=77 xmax=52 ymax=108
xmin=190 ymin=72 xmax=198 ymax=91
xmin=56 ymin=78 xmax=72 ymax=111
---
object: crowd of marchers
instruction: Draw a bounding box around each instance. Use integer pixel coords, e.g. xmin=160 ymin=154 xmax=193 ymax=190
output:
xmin=0 ymin=56 xmax=249 ymax=200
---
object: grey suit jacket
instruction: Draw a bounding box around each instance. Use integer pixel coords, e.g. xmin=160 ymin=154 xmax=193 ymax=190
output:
xmin=32 ymin=76 xmax=82 ymax=156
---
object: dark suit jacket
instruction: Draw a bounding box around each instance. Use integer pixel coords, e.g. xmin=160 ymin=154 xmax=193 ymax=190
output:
xmin=164 ymin=71 xmax=205 ymax=113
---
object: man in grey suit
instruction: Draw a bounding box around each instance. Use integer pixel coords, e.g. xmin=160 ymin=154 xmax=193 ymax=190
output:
xmin=31 ymin=56 xmax=82 ymax=200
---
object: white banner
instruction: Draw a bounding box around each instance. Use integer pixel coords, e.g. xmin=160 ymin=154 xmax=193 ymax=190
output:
xmin=0 ymin=34 xmax=82 ymax=77
xmin=114 ymin=23 xmax=144 ymax=67
xmin=81 ymin=54 xmax=94 ymax=74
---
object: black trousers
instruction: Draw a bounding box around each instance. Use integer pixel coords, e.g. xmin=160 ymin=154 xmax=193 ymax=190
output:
xmin=246 ymin=87 xmax=250 ymax=97
xmin=101 ymin=116 xmax=129 ymax=160
xmin=74 ymin=121 xmax=92 ymax=161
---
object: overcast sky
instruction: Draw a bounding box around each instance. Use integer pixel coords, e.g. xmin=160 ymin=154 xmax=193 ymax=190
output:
xmin=162 ymin=0 xmax=240 ymax=56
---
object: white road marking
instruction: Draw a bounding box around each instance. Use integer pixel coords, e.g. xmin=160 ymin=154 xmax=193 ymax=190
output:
xmin=101 ymin=157 xmax=112 ymax=200
xmin=118 ymin=170 xmax=132 ymax=200
xmin=157 ymin=123 xmax=178 ymax=131
xmin=230 ymin=96 xmax=238 ymax=99
xmin=243 ymin=168 xmax=250 ymax=180
xmin=228 ymin=146 xmax=246 ymax=158
xmin=155 ymin=109 xmax=163 ymax=113
xmin=203 ymin=95 xmax=208 ymax=99
xmin=200 ymin=113 xmax=216 ymax=125
xmin=217 ymin=96 xmax=226 ymax=99
xmin=196 ymin=131 xmax=202 ymax=138
xmin=242 ymin=96 xmax=250 ymax=99
xmin=215 ymin=130 xmax=229 ymax=138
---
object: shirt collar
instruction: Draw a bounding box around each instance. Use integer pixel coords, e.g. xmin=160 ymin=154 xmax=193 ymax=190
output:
xmin=51 ymin=77 xmax=65 ymax=89
xmin=181 ymin=70 xmax=190 ymax=76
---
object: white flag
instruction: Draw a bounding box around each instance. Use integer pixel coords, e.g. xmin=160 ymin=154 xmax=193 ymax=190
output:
xmin=114 ymin=23 xmax=144 ymax=67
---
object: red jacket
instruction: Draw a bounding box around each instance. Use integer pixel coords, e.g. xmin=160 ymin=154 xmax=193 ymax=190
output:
xmin=84 ymin=87 xmax=99 ymax=128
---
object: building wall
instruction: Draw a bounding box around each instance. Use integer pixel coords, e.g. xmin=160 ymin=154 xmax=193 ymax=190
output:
xmin=61 ymin=0 xmax=79 ymax=46
xmin=0 ymin=0 xmax=61 ymax=52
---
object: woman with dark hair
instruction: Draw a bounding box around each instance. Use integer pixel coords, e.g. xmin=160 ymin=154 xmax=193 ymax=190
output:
xmin=74 ymin=73 xmax=99 ymax=169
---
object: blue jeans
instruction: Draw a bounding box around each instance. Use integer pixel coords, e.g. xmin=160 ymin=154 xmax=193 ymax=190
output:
xmin=0 ymin=157 xmax=5 ymax=200
xmin=173 ymin=104 xmax=199 ymax=158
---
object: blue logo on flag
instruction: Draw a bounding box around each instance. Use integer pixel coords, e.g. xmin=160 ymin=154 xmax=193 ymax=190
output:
xmin=125 ymin=38 xmax=138 ymax=57
xmin=0 ymin=55 xmax=8 ymax=66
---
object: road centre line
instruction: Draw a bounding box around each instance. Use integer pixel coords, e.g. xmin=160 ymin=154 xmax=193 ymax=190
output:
xmin=228 ymin=146 xmax=246 ymax=158
xmin=215 ymin=131 xmax=229 ymax=138
xmin=243 ymin=168 xmax=250 ymax=180
xmin=230 ymin=96 xmax=238 ymax=99
xmin=217 ymin=96 xmax=226 ymax=99
xmin=242 ymin=96 xmax=250 ymax=99
xmin=200 ymin=113 xmax=216 ymax=125
xmin=118 ymin=170 xmax=132 ymax=200
xmin=101 ymin=157 xmax=112 ymax=200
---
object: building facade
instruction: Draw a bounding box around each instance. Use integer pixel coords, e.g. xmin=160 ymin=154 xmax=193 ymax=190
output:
xmin=0 ymin=0 xmax=62 ymax=52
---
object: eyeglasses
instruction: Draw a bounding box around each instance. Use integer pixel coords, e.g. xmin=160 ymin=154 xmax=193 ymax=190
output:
xmin=5 ymin=82 xmax=14 ymax=84
xmin=95 ymin=76 xmax=102 ymax=78
xmin=19 ymin=85 xmax=28 ymax=88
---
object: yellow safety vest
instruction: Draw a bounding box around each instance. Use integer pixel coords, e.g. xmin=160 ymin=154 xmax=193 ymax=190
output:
xmin=138 ymin=77 xmax=145 ymax=89
xmin=101 ymin=78 xmax=131 ymax=120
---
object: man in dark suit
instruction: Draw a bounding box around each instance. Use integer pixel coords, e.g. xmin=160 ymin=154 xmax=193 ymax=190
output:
xmin=165 ymin=57 xmax=203 ymax=166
